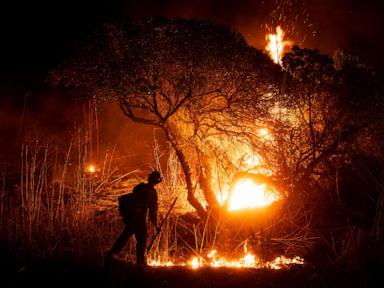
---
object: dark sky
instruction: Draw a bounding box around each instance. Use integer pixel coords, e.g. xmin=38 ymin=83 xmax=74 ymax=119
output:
xmin=0 ymin=0 xmax=383 ymax=106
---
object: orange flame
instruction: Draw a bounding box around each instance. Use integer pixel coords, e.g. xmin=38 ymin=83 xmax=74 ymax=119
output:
xmin=207 ymin=127 xmax=279 ymax=211
xmin=265 ymin=26 xmax=291 ymax=65
xmin=86 ymin=164 xmax=96 ymax=173
xmin=190 ymin=257 xmax=203 ymax=269
xmin=149 ymin=242 xmax=304 ymax=269
xmin=228 ymin=179 xmax=280 ymax=211
xmin=149 ymin=258 xmax=174 ymax=267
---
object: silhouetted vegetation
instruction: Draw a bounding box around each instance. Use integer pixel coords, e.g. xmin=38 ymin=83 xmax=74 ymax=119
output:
xmin=1 ymin=17 xmax=384 ymax=287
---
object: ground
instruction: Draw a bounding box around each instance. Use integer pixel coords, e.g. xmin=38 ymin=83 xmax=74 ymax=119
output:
xmin=1 ymin=258 xmax=382 ymax=288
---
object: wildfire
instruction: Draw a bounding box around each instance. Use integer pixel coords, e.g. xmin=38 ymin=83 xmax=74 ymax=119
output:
xmin=149 ymin=242 xmax=304 ymax=269
xmin=207 ymin=126 xmax=279 ymax=211
xmin=86 ymin=164 xmax=96 ymax=173
xmin=257 ymin=128 xmax=273 ymax=141
xmin=190 ymin=257 xmax=203 ymax=269
xmin=265 ymin=26 xmax=291 ymax=65
xmin=228 ymin=179 xmax=280 ymax=211
xmin=149 ymin=259 xmax=175 ymax=267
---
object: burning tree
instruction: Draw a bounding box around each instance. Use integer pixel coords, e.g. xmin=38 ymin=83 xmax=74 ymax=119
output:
xmin=259 ymin=45 xmax=384 ymax=263
xmin=278 ymin=45 xmax=380 ymax=205
xmin=47 ymin=16 xmax=384 ymax=267
xmin=49 ymin=17 xmax=281 ymax=219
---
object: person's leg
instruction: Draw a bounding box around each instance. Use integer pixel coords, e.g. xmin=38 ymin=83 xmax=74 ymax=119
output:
xmin=134 ymin=219 xmax=148 ymax=269
xmin=104 ymin=225 xmax=133 ymax=268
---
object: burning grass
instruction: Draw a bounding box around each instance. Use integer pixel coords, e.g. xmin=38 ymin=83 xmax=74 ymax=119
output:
xmin=1 ymin=131 xmax=381 ymax=288
xmin=149 ymin=241 xmax=304 ymax=270
xmin=0 ymin=136 xmax=307 ymax=270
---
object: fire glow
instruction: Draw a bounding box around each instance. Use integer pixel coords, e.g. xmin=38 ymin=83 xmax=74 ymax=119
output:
xmin=228 ymin=179 xmax=280 ymax=211
xmin=149 ymin=242 xmax=304 ymax=270
xmin=86 ymin=164 xmax=96 ymax=173
xmin=210 ymin=127 xmax=280 ymax=211
xmin=265 ymin=26 xmax=291 ymax=65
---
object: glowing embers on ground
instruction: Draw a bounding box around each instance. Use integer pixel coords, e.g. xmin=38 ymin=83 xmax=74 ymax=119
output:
xmin=265 ymin=26 xmax=292 ymax=65
xmin=149 ymin=242 xmax=304 ymax=270
xmin=227 ymin=178 xmax=281 ymax=211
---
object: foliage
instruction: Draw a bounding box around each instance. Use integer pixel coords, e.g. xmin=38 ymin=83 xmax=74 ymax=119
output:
xmin=48 ymin=18 xmax=384 ymax=267
xmin=271 ymin=45 xmax=384 ymax=264
xmin=49 ymin=17 xmax=281 ymax=218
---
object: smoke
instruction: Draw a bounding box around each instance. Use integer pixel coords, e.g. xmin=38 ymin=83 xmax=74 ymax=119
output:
xmin=0 ymin=88 xmax=163 ymax=178
xmin=2 ymin=0 xmax=382 ymax=171
xmin=0 ymin=89 xmax=79 ymax=163
xmin=120 ymin=0 xmax=271 ymax=49
xmin=119 ymin=0 xmax=384 ymax=54
xmin=0 ymin=97 xmax=20 ymax=162
xmin=96 ymin=102 xmax=166 ymax=172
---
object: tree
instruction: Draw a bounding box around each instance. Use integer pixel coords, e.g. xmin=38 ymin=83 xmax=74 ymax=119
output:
xmin=263 ymin=45 xmax=383 ymax=264
xmin=49 ymin=17 xmax=280 ymax=218
xmin=273 ymin=46 xmax=380 ymax=190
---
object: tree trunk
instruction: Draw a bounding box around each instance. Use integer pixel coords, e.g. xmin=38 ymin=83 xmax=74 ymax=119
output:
xmin=163 ymin=125 xmax=207 ymax=219
xmin=198 ymin=154 xmax=220 ymax=211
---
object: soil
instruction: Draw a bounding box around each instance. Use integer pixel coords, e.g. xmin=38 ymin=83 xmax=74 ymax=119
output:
xmin=1 ymin=258 xmax=381 ymax=288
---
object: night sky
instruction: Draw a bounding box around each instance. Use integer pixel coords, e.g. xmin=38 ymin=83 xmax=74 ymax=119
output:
xmin=0 ymin=0 xmax=383 ymax=123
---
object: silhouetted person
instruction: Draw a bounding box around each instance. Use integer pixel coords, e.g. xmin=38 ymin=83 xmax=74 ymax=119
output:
xmin=104 ymin=171 xmax=162 ymax=270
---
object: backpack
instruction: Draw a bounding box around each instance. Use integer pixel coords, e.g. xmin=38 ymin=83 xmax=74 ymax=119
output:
xmin=132 ymin=182 xmax=146 ymax=196
xmin=118 ymin=183 xmax=146 ymax=222
xmin=118 ymin=193 xmax=136 ymax=222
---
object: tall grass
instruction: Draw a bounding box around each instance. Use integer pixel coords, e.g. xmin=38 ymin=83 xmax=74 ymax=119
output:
xmin=0 ymin=130 xmax=207 ymax=267
xmin=0 ymin=136 xmax=125 ymax=266
xmin=4 ymin=130 xmax=374 ymax=270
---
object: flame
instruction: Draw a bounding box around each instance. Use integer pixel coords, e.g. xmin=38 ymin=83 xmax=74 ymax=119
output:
xmin=228 ymin=179 xmax=280 ymax=211
xmin=190 ymin=257 xmax=203 ymax=269
xmin=149 ymin=258 xmax=175 ymax=267
xmin=148 ymin=242 xmax=304 ymax=269
xmin=257 ymin=128 xmax=273 ymax=141
xmin=266 ymin=256 xmax=305 ymax=269
xmin=208 ymin=127 xmax=279 ymax=210
xmin=86 ymin=164 xmax=96 ymax=173
xmin=265 ymin=26 xmax=291 ymax=65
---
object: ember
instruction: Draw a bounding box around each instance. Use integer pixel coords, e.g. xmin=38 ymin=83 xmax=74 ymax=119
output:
xmin=86 ymin=164 xmax=96 ymax=173
xmin=149 ymin=242 xmax=304 ymax=269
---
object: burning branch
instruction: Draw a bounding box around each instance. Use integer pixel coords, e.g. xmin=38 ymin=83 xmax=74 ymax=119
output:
xmin=265 ymin=26 xmax=292 ymax=65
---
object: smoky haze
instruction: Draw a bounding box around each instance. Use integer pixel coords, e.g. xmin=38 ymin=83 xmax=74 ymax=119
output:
xmin=118 ymin=0 xmax=384 ymax=55
xmin=1 ymin=0 xmax=383 ymax=169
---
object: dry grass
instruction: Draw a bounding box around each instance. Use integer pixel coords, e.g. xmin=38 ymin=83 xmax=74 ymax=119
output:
xmin=1 ymin=138 xmax=124 ymax=266
xmin=0 ymin=132 xmax=206 ymax=267
xmin=1 ymin=131 xmax=381 ymax=272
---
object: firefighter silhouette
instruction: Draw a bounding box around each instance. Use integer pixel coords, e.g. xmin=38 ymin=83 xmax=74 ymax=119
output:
xmin=104 ymin=171 xmax=161 ymax=270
